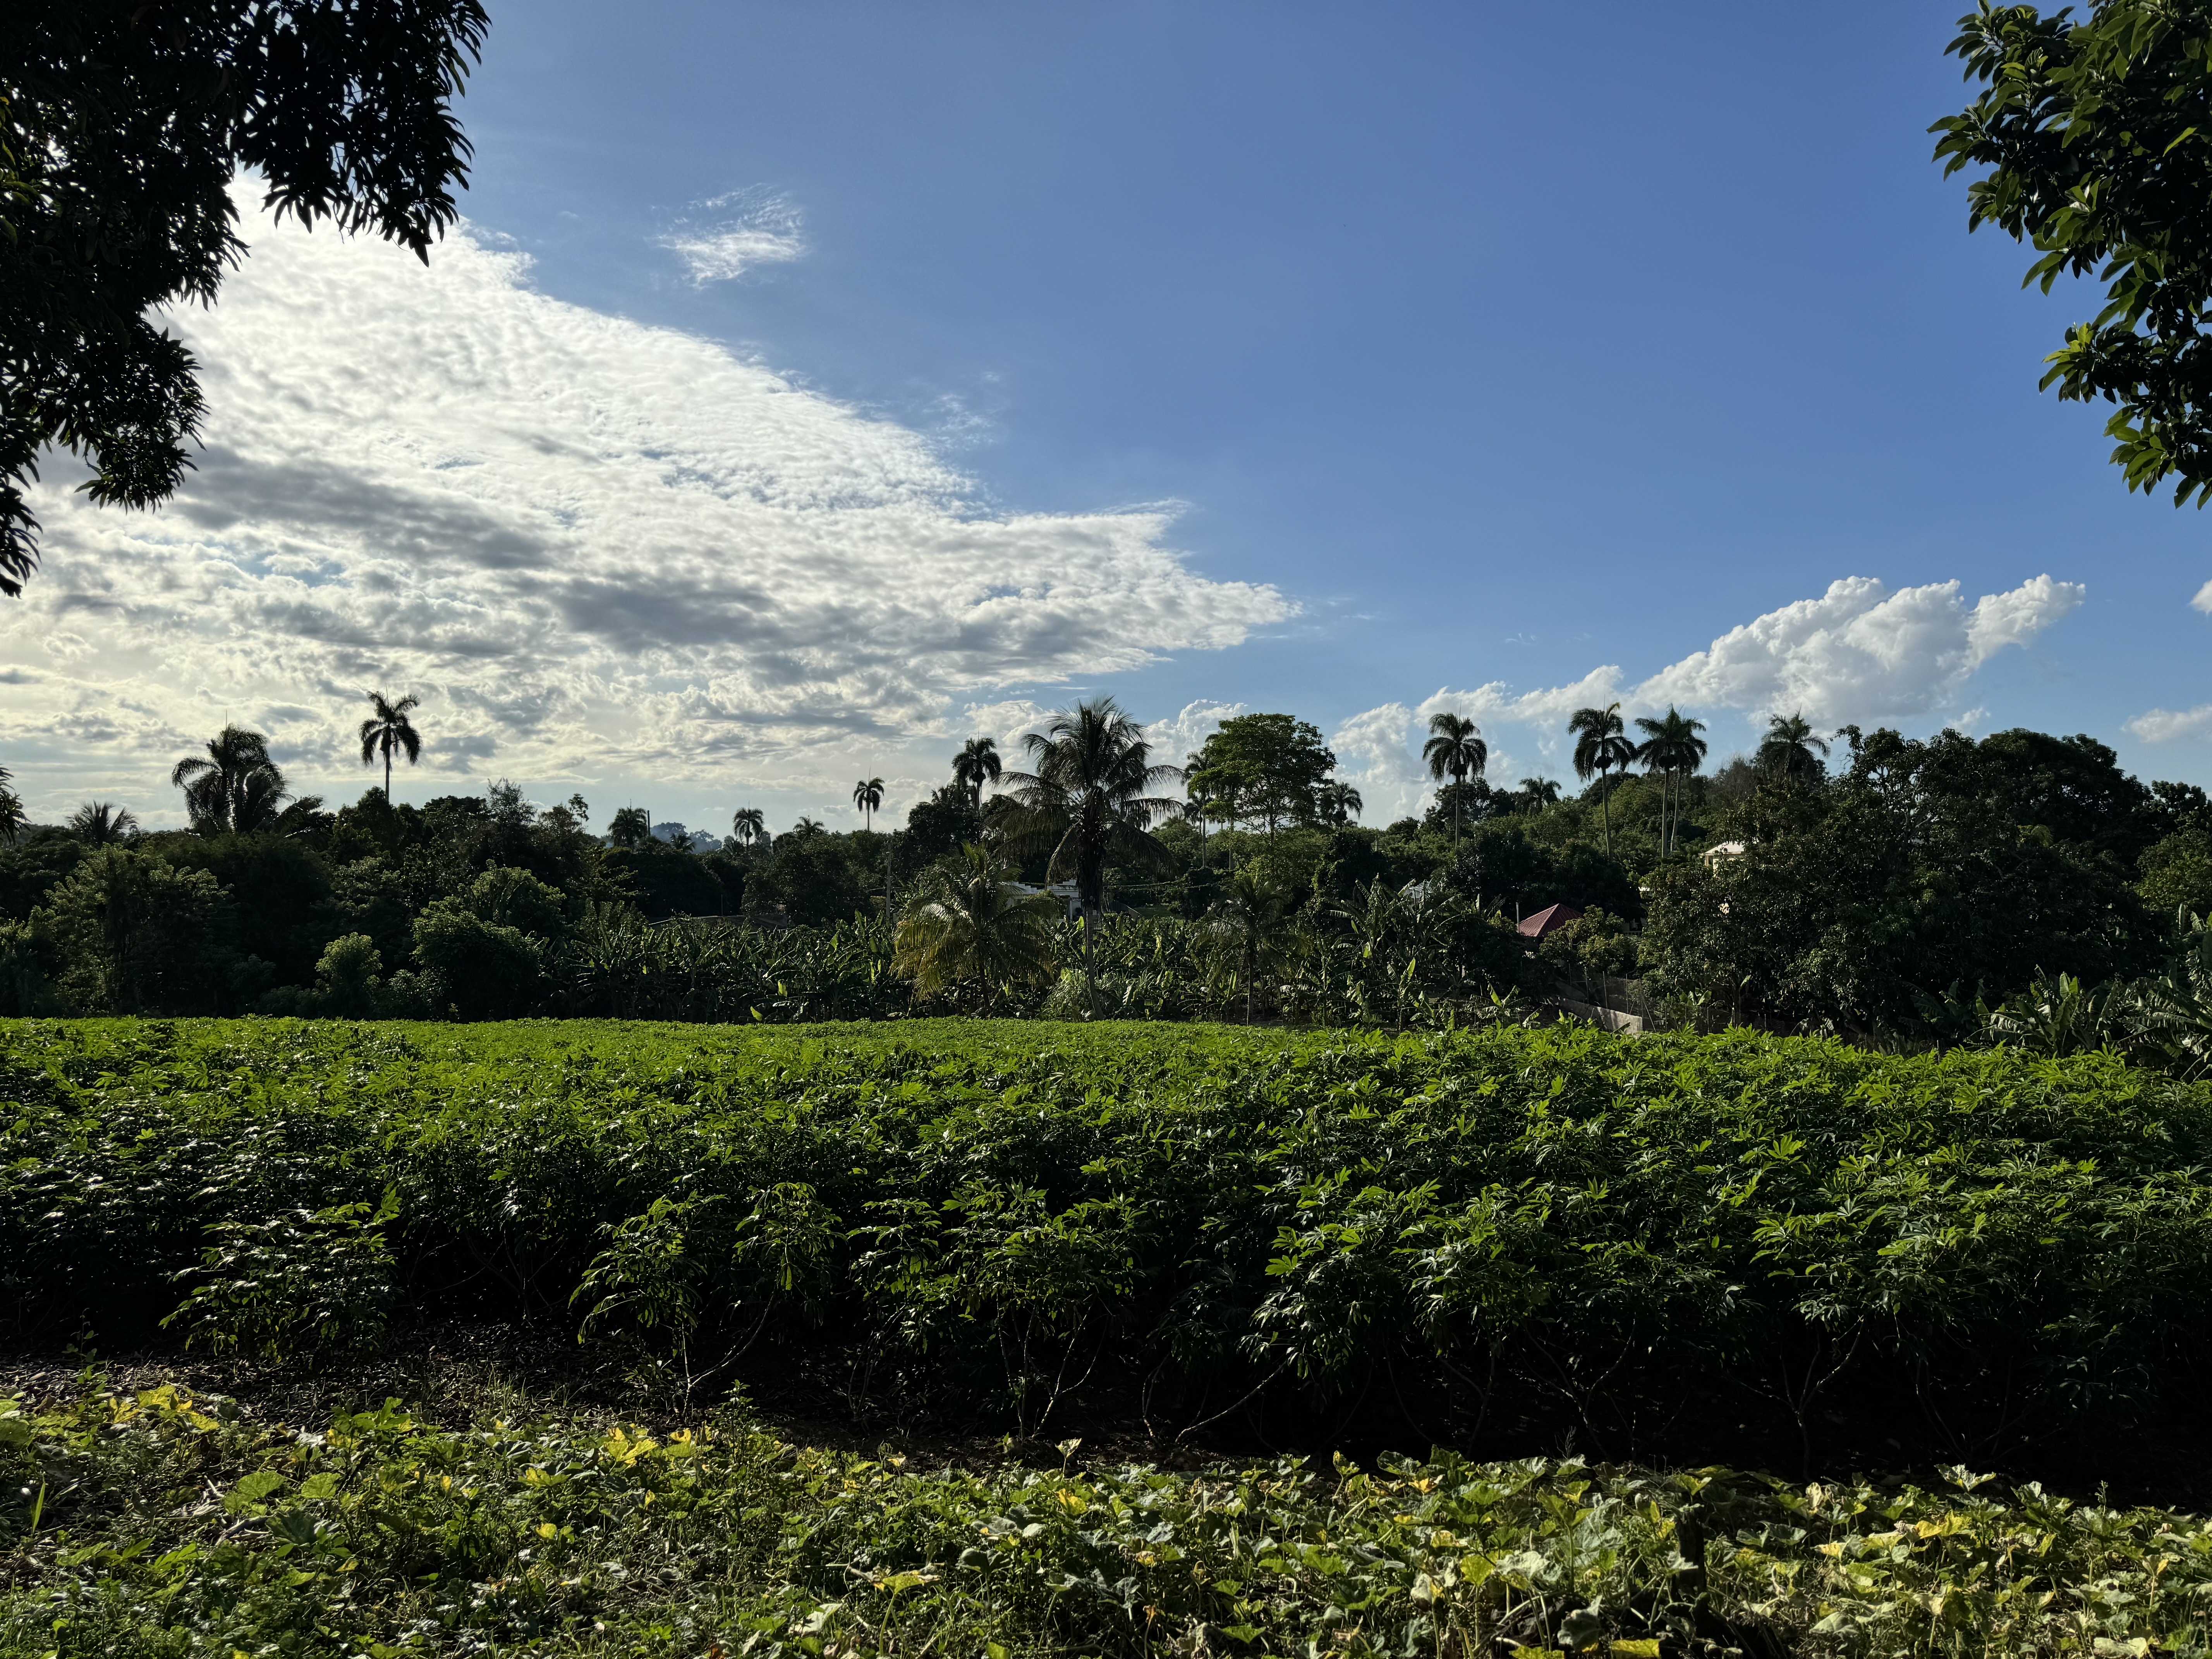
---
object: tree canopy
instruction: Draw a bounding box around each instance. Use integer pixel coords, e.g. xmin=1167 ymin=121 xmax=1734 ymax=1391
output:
xmin=1935 ymin=0 xmax=2212 ymax=503
xmin=2 ymin=0 xmax=490 ymax=594
xmin=1187 ymin=713 xmax=1336 ymax=833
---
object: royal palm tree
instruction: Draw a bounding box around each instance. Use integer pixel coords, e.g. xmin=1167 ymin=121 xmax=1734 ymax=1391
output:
xmin=891 ymin=845 xmax=1059 ymax=1012
xmin=994 ymin=697 xmax=1185 ymax=1017
xmin=1518 ymin=777 xmax=1563 ymax=808
xmin=1758 ymin=711 xmax=1830 ymax=788
xmin=951 ymin=737 xmax=1002 ymax=806
xmin=67 ymin=802 xmax=139 ymax=845
xmin=1422 ymin=712 xmax=1488 ymax=849
xmin=0 ymin=766 xmax=19 ymax=848
xmin=1568 ymin=703 xmax=1638 ymax=853
xmin=730 ymin=806 xmax=766 ymax=848
xmin=1316 ymin=780 xmax=1363 ymax=826
xmin=853 ymin=776 xmax=885 ymax=830
xmin=789 ymin=816 xmax=826 ymax=839
xmin=357 ymin=692 xmax=422 ymax=803
xmin=172 ymin=725 xmax=317 ymax=836
xmin=1633 ymin=707 xmax=1708 ymax=857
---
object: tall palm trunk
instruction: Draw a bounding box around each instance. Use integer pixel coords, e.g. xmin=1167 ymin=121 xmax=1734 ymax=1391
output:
xmin=1599 ymin=763 xmax=1613 ymax=852
xmin=384 ymin=746 xmax=392 ymax=803
xmin=1084 ymin=903 xmax=1099 ymax=1020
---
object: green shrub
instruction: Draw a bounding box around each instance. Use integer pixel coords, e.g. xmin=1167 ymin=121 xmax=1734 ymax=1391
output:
xmin=161 ymin=1196 xmax=398 ymax=1367
xmin=6 ymin=1018 xmax=2212 ymax=1479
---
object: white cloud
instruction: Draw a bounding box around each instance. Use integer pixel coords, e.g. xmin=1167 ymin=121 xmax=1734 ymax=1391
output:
xmin=1331 ymin=573 xmax=2084 ymax=821
xmin=1640 ymin=575 xmax=2080 ymax=723
xmin=2192 ymin=579 xmax=2212 ymax=615
xmin=2126 ymin=706 xmax=2212 ymax=744
xmin=658 ymin=187 xmax=807 ymax=283
xmin=1146 ymin=700 xmax=1243 ymax=769
xmin=0 ymin=198 xmax=1290 ymax=824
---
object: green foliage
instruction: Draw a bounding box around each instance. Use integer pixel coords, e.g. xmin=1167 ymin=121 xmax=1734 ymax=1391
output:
xmin=158 ymin=830 xmax=335 ymax=984
xmin=1187 ymin=712 xmax=1338 ymax=832
xmin=1644 ymin=727 xmax=2159 ymax=1036
xmin=892 ymin=847 xmax=1060 ymax=1010
xmin=41 ymin=848 xmax=229 ymax=1014
xmin=750 ymin=828 xmax=874 ymax=926
xmin=0 ymin=828 xmax=84 ymax=921
xmin=161 ymin=1195 xmax=398 ymax=1366
xmin=558 ymin=907 xmax=907 ymax=1022
xmin=2 ymin=1377 xmax=2209 ymax=1657
xmin=0 ymin=0 xmax=490 ymax=592
xmin=1936 ymin=0 xmax=2212 ymax=504
xmin=2141 ymin=826 xmax=2212 ymax=916
xmin=7 ymin=1018 xmax=2212 ymax=1475
xmin=405 ymin=866 xmax=572 ymax=1017
xmin=605 ymin=836 xmax=735 ymax=917
xmin=575 ymin=1182 xmax=843 ymax=1408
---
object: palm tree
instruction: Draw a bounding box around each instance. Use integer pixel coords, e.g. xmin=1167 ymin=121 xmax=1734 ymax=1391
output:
xmin=172 ymin=725 xmax=308 ymax=836
xmin=1758 ymin=712 xmax=1830 ymax=788
xmin=1316 ymin=780 xmax=1363 ymax=826
xmin=1518 ymin=776 xmax=1563 ymax=808
xmin=1568 ymin=704 xmax=1638 ymax=853
xmin=891 ymin=845 xmax=1059 ymax=1012
xmin=994 ymin=697 xmax=1185 ymax=1017
xmin=0 ymin=765 xmax=24 ymax=848
xmin=853 ymin=777 xmax=885 ymax=830
xmin=67 ymin=802 xmax=139 ymax=845
xmin=1632 ymin=707 xmax=1709 ymax=857
xmin=789 ymin=816 xmax=826 ymax=839
xmin=730 ymin=807 xmax=766 ymax=848
xmin=951 ymin=737 xmax=1002 ymax=806
xmin=1422 ymin=712 xmax=1488 ymax=849
xmin=357 ymin=692 xmax=422 ymax=803
xmin=1209 ymin=863 xmax=1293 ymax=1025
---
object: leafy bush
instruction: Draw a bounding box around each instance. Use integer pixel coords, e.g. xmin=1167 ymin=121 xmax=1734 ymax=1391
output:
xmin=6 ymin=1017 xmax=2212 ymax=1486
xmin=2 ymin=1378 xmax=2210 ymax=1658
xmin=161 ymin=1196 xmax=398 ymax=1366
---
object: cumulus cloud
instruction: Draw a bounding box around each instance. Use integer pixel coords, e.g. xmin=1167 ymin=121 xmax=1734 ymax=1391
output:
xmin=1331 ymin=574 xmax=2083 ymax=822
xmin=1639 ymin=575 xmax=2080 ymax=722
xmin=0 ymin=198 xmax=1289 ymax=823
xmin=658 ymin=187 xmax=807 ymax=283
xmin=1146 ymin=701 xmax=1243 ymax=769
xmin=2193 ymin=579 xmax=2212 ymax=616
xmin=2126 ymin=706 xmax=2212 ymax=744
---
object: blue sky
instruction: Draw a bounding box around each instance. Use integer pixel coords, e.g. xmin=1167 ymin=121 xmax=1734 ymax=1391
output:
xmin=7 ymin=0 xmax=2207 ymax=831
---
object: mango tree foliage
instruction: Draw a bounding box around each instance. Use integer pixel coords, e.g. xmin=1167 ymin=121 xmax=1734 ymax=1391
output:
xmin=1936 ymin=0 xmax=2212 ymax=503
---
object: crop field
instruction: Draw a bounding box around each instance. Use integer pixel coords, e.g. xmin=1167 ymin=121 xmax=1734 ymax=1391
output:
xmin=5 ymin=1016 xmax=2212 ymax=1655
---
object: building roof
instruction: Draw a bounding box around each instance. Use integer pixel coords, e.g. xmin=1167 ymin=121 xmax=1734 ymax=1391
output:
xmin=1517 ymin=902 xmax=1582 ymax=939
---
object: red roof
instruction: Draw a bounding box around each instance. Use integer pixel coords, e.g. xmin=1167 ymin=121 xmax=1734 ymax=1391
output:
xmin=1517 ymin=902 xmax=1583 ymax=939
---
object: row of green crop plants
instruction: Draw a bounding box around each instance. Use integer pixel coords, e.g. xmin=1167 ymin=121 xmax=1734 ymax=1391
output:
xmin=8 ymin=1017 xmax=2212 ymax=1494
xmin=4 ymin=1377 xmax=2203 ymax=1659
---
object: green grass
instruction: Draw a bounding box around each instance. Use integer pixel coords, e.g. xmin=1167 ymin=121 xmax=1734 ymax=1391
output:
xmin=5 ymin=1376 xmax=2210 ymax=1658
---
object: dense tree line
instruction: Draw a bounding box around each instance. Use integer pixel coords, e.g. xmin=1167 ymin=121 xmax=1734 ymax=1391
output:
xmin=2 ymin=699 xmax=2209 ymax=1048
